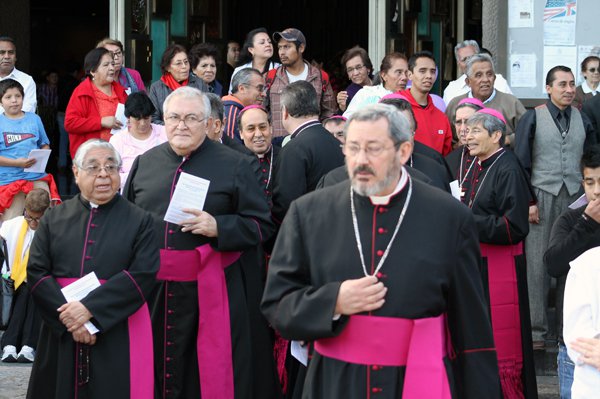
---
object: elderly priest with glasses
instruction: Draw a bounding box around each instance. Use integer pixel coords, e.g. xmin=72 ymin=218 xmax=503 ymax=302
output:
xmin=261 ymin=103 xmax=502 ymax=398
xmin=26 ymin=139 xmax=158 ymax=399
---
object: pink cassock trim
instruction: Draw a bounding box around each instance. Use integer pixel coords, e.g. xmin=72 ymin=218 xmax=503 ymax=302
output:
xmin=57 ymin=277 xmax=154 ymax=399
xmin=158 ymin=245 xmax=241 ymax=399
xmin=314 ymin=314 xmax=452 ymax=399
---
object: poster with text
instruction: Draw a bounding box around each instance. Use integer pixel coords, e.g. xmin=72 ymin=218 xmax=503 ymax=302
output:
xmin=543 ymin=0 xmax=577 ymax=46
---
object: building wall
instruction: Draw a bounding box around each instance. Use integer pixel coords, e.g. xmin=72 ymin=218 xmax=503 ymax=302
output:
xmin=0 ymin=0 xmax=31 ymax=72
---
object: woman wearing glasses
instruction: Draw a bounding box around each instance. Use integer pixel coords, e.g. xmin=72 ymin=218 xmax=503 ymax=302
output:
xmin=574 ymin=56 xmax=600 ymax=110
xmin=65 ymin=47 xmax=128 ymax=158
xmin=336 ymin=46 xmax=373 ymax=112
xmin=149 ymin=44 xmax=209 ymax=124
xmin=96 ymin=38 xmax=146 ymax=94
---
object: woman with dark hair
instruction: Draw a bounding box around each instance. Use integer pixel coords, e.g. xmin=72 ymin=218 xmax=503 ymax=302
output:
xmin=228 ymin=28 xmax=280 ymax=93
xmin=109 ymin=92 xmax=166 ymax=190
xmin=65 ymin=47 xmax=128 ymax=157
xmin=342 ymin=52 xmax=408 ymax=118
xmin=336 ymin=46 xmax=373 ymax=112
xmin=190 ymin=43 xmax=223 ymax=95
xmin=573 ymin=55 xmax=600 ymax=110
xmin=148 ymin=44 xmax=208 ymax=124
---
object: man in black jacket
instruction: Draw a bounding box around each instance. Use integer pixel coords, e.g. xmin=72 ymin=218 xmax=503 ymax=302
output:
xmin=544 ymin=144 xmax=600 ymax=398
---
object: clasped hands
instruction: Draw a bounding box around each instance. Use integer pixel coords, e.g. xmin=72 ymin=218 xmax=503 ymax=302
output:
xmin=335 ymin=276 xmax=387 ymax=315
xmin=57 ymin=301 xmax=96 ymax=345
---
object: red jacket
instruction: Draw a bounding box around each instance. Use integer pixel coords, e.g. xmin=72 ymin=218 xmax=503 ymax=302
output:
xmin=65 ymin=78 xmax=128 ymax=158
xmin=399 ymin=89 xmax=453 ymax=156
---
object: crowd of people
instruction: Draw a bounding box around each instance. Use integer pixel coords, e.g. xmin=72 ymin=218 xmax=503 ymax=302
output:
xmin=1 ymin=27 xmax=600 ymax=399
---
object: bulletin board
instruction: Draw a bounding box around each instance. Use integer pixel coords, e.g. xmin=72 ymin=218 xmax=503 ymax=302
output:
xmin=507 ymin=0 xmax=600 ymax=99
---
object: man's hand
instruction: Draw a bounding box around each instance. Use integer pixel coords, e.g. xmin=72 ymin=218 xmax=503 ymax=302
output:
xmin=584 ymin=198 xmax=600 ymax=224
xmin=58 ymin=301 xmax=93 ymax=332
xmin=528 ymin=205 xmax=540 ymax=224
xmin=71 ymin=325 xmax=97 ymax=345
xmin=335 ymin=276 xmax=387 ymax=316
xmin=571 ymin=337 xmax=600 ymax=370
xmin=181 ymin=208 xmax=218 ymax=237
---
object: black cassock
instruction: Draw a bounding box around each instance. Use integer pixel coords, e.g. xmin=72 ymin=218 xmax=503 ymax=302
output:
xmin=462 ymin=148 xmax=537 ymax=398
xmin=124 ymin=139 xmax=276 ymax=399
xmin=27 ymin=195 xmax=159 ymax=399
xmin=262 ymin=175 xmax=502 ymax=399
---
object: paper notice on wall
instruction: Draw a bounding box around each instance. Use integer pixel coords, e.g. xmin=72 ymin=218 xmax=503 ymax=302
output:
xmin=543 ymin=0 xmax=577 ymax=46
xmin=509 ymin=0 xmax=535 ymax=28
xmin=510 ymin=54 xmax=537 ymax=87
xmin=543 ymin=46 xmax=577 ymax=94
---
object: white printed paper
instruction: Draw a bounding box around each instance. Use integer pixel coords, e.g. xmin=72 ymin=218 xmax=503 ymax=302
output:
xmin=509 ymin=0 xmax=534 ymax=28
xmin=543 ymin=0 xmax=577 ymax=46
xmin=569 ymin=194 xmax=588 ymax=209
xmin=449 ymin=180 xmax=461 ymax=201
xmin=543 ymin=46 xmax=577 ymax=94
xmin=24 ymin=149 xmax=51 ymax=173
xmin=164 ymin=172 xmax=210 ymax=225
xmin=110 ymin=103 xmax=127 ymax=135
xmin=291 ymin=340 xmax=308 ymax=366
xmin=60 ymin=272 xmax=101 ymax=334
xmin=510 ymin=54 xmax=537 ymax=88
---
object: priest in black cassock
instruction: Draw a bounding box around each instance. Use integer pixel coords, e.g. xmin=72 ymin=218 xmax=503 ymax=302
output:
xmin=462 ymin=108 xmax=537 ymax=398
xmin=27 ymin=139 xmax=158 ymax=399
xmin=262 ymin=103 xmax=501 ymax=398
xmin=124 ymin=87 xmax=275 ymax=399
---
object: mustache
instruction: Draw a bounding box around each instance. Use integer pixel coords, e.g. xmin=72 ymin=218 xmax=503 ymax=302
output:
xmin=353 ymin=165 xmax=375 ymax=176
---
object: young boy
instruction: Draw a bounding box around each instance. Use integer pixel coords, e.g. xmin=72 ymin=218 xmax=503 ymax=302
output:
xmin=1 ymin=188 xmax=50 ymax=363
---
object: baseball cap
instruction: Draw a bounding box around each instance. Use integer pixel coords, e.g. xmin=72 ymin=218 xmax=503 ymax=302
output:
xmin=273 ymin=28 xmax=306 ymax=46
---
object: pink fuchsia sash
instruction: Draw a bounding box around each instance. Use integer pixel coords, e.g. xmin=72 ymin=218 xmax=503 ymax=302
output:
xmin=57 ymin=277 xmax=153 ymax=399
xmin=314 ymin=314 xmax=452 ymax=399
xmin=158 ymin=245 xmax=241 ymax=399
xmin=480 ymin=243 xmax=524 ymax=399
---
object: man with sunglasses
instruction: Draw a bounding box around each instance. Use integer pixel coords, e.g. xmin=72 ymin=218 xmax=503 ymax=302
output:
xmin=222 ymin=67 xmax=266 ymax=143
xmin=1 ymin=189 xmax=49 ymax=364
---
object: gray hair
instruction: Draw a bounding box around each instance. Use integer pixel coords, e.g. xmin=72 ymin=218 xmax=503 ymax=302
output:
xmin=205 ymin=92 xmax=224 ymax=121
xmin=163 ymin=86 xmax=211 ymax=120
xmin=466 ymin=112 xmax=506 ymax=145
xmin=281 ymin=80 xmax=320 ymax=118
xmin=465 ymin=53 xmax=495 ymax=78
xmin=231 ymin=68 xmax=262 ymax=94
xmin=454 ymin=40 xmax=480 ymax=61
xmin=345 ymin=104 xmax=412 ymax=145
xmin=73 ymin=139 xmax=122 ymax=168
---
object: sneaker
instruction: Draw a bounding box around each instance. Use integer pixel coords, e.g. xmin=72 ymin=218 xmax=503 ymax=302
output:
xmin=17 ymin=345 xmax=35 ymax=363
xmin=1 ymin=345 xmax=17 ymax=363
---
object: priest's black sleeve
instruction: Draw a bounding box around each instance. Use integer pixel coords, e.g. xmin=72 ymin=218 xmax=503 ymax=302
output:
xmin=261 ymin=201 xmax=345 ymax=341
xmin=271 ymin=147 xmax=309 ymax=224
xmin=514 ymin=110 xmax=537 ymax=178
xmin=447 ymin=211 xmax=502 ymax=399
xmin=544 ymin=207 xmax=600 ymax=278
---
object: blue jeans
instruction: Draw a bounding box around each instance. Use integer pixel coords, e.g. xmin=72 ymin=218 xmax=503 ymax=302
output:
xmin=558 ymin=342 xmax=574 ymax=399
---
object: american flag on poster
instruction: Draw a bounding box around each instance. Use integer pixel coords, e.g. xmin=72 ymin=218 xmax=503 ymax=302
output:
xmin=544 ymin=0 xmax=577 ymax=21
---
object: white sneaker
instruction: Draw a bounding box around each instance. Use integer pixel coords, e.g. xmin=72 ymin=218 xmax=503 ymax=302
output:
xmin=1 ymin=345 xmax=17 ymax=363
xmin=17 ymin=345 xmax=35 ymax=363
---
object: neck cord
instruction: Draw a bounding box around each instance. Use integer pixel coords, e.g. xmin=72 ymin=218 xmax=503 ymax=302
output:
xmin=468 ymin=150 xmax=505 ymax=208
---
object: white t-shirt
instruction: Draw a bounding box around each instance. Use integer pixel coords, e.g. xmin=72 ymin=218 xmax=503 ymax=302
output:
xmin=286 ymin=64 xmax=309 ymax=83
xmin=1 ymin=216 xmax=34 ymax=276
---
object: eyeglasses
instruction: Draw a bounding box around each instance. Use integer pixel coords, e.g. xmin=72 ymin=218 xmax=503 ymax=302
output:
xmin=164 ymin=114 xmax=207 ymax=127
xmin=81 ymin=163 xmax=120 ymax=176
xmin=343 ymin=143 xmax=398 ymax=158
xmin=23 ymin=210 xmax=42 ymax=223
xmin=243 ymin=83 xmax=266 ymax=92
xmin=111 ymin=50 xmax=123 ymax=58
xmin=587 ymin=67 xmax=599 ymax=73
xmin=346 ymin=64 xmax=366 ymax=74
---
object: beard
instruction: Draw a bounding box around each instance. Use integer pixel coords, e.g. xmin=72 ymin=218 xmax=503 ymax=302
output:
xmin=349 ymin=157 xmax=402 ymax=197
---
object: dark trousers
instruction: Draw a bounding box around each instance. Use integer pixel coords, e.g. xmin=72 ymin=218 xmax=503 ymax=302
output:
xmin=1 ymin=283 xmax=41 ymax=349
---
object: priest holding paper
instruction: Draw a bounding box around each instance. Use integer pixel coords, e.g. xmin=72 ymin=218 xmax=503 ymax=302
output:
xmin=26 ymin=139 xmax=159 ymax=399
xmin=124 ymin=86 xmax=275 ymax=399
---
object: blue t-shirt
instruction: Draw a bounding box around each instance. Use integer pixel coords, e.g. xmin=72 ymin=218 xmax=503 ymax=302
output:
xmin=0 ymin=112 xmax=50 ymax=185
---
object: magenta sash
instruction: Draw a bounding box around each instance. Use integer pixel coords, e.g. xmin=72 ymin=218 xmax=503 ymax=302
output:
xmin=158 ymin=245 xmax=241 ymax=399
xmin=57 ymin=277 xmax=154 ymax=399
xmin=480 ymin=243 xmax=524 ymax=399
xmin=314 ymin=314 xmax=451 ymax=399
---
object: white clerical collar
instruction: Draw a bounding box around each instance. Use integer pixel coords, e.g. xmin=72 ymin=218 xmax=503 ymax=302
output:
xmin=581 ymin=80 xmax=600 ymax=95
xmin=468 ymin=89 xmax=496 ymax=103
xmin=89 ymin=202 xmax=99 ymax=208
xmin=369 ymin=167 xmax=408 ymax=205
